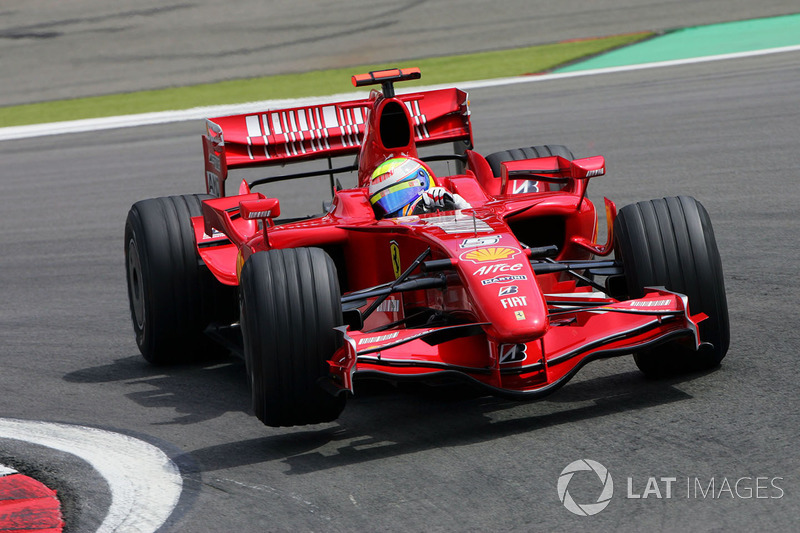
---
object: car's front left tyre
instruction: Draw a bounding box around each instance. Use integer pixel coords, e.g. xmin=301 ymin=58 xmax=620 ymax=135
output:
xmin=614 ymin=196 xmax=729 ymax=377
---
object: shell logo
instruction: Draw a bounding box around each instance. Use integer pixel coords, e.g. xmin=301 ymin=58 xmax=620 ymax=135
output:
xmin=460 ymin=246 xmax=520 ymax=264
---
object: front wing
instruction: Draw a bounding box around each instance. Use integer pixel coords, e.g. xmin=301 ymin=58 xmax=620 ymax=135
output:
xmin=327 ymin=289 xmax=706 ymax=398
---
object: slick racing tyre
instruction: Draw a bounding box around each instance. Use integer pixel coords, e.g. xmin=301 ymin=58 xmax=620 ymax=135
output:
xmin=124 ymin=194 xmax=236 ymax=364
xmin=614 ymin=196 xmax=730 ymax=377
xmin=485 ymin=145 xmax=574 ymax=193
xmin=239 ymin=247 xmax=346 ymax=427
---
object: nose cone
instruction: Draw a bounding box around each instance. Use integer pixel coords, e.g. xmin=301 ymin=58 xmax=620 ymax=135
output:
xmin=482 ymin=289 xmax=549 ymax=343
xmin=456 ymin=248 xmax=549 ymax=343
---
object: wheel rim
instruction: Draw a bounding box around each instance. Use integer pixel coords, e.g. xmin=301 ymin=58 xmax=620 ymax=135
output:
xmin=127 ymin=238 xmax=145 ymax=330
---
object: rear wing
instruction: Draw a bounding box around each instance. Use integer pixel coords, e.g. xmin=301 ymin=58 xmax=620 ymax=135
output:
xmin=202 ymin=87 xmax=471 ymax=197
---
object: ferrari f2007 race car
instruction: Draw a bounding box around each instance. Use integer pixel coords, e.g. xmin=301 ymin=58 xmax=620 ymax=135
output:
xmin=125 ymin=68 xmax=729 ymax=427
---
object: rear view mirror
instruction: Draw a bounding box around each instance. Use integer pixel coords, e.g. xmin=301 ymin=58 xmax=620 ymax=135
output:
xmin=500 ymin=155 xmax=605 ymax=194
xmin=569 ymin=156 xmax=606 ymax=179
xmin=239 ymin=197 xmax=281 ymax=220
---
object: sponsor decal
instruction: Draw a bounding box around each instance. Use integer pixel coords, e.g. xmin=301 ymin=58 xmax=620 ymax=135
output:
xmin=474 ymin=263 xmax=523 ymax=276
xmin=481 ymin=274 xmax=527 ymax=286
xmin=206 ymin=172 xmax=222 ymax=197
xmin=389 ymin=241 xmax=402 ymax=279
xmin=460 ymin=246 xmax=520 ymax=264
xmin=501 ymin=296 xmax=528 ymax=309
xmin=498 ymin=285 xmax=518 ymax=296
xmin=627 ymin=299 xmax=671 ymax=308
xmin=514 ymin=310 xmax=526 ymax=320
xmin=421 ymin=214 xmax=492 ymax=234
xmin=243 ymin=104 xmax=367 ymax=157
xmin=406 ymin=98 xmax=431 ymax=139
xmin=512 ymin=180 xmax=539 ymax=194
xmin=459 ymin=236 xmax=501 ymax=249
xmin=376 ymin=298 xmax=400 ymax=313
xmin=207 ymin=152 xmax=222 ymax=172
xmin=499 ymin=343 xmax=527 ymax=364
xmin=358 ymin=332 xmax=399 ymax=345
xmin=202 ymin=229 xmax=226 ymax=240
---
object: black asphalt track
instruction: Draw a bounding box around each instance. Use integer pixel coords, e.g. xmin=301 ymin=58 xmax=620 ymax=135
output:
xmin=1 ymin=49 xmax=799 ymax=531
xmin=2 ymin=1 xmax=800 ymax=530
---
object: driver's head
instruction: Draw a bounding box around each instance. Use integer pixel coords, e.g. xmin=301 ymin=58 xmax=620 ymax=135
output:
xmin=368 ymin=156 xmax=433 ymax=218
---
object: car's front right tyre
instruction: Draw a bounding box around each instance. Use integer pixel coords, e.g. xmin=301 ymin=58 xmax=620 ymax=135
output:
xmin=239 ymin=247 xmax=346 ymax=427
xmin=124 ymin=194 xmax=235 ymax=364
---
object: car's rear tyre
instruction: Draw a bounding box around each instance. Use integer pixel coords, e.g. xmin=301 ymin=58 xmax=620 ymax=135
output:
xmin=614 ymin=196 xmax=729 ymax=377
xmin=239 ymin=247 xmax=346 ymax=427
xmin=485 ymin=145 xmax=574 ymax=192
xmin=124 ymin=194 xmax=236 ymax=364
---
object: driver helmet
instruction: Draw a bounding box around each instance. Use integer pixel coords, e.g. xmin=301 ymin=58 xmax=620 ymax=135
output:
xmin=368 ymin=156 xmax=433 ymax=217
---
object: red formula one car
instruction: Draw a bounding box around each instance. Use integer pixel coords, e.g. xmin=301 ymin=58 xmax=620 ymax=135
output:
xmin=125 ymin=68 xmax=729 ymax=427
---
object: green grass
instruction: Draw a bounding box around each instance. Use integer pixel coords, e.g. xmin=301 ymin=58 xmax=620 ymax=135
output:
xmin=1 ymin=32 xmax=650 ymax=127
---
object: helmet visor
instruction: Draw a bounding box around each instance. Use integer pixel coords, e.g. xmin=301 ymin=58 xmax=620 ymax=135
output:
xmin=370 ymin=178 xmax=426 ymax=216
xmin=369 ymin=159 xmax=430 ymax=217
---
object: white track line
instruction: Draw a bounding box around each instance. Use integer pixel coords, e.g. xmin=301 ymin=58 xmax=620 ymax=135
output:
xmin=0 ymin=418 xmax=182 ymax=533
xmin=2 ymin=44 xmax=800 ymax=142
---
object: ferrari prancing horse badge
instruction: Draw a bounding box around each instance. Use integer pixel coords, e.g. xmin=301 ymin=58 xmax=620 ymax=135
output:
xmin=390 ymin=241 xmax=401 ymax=279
